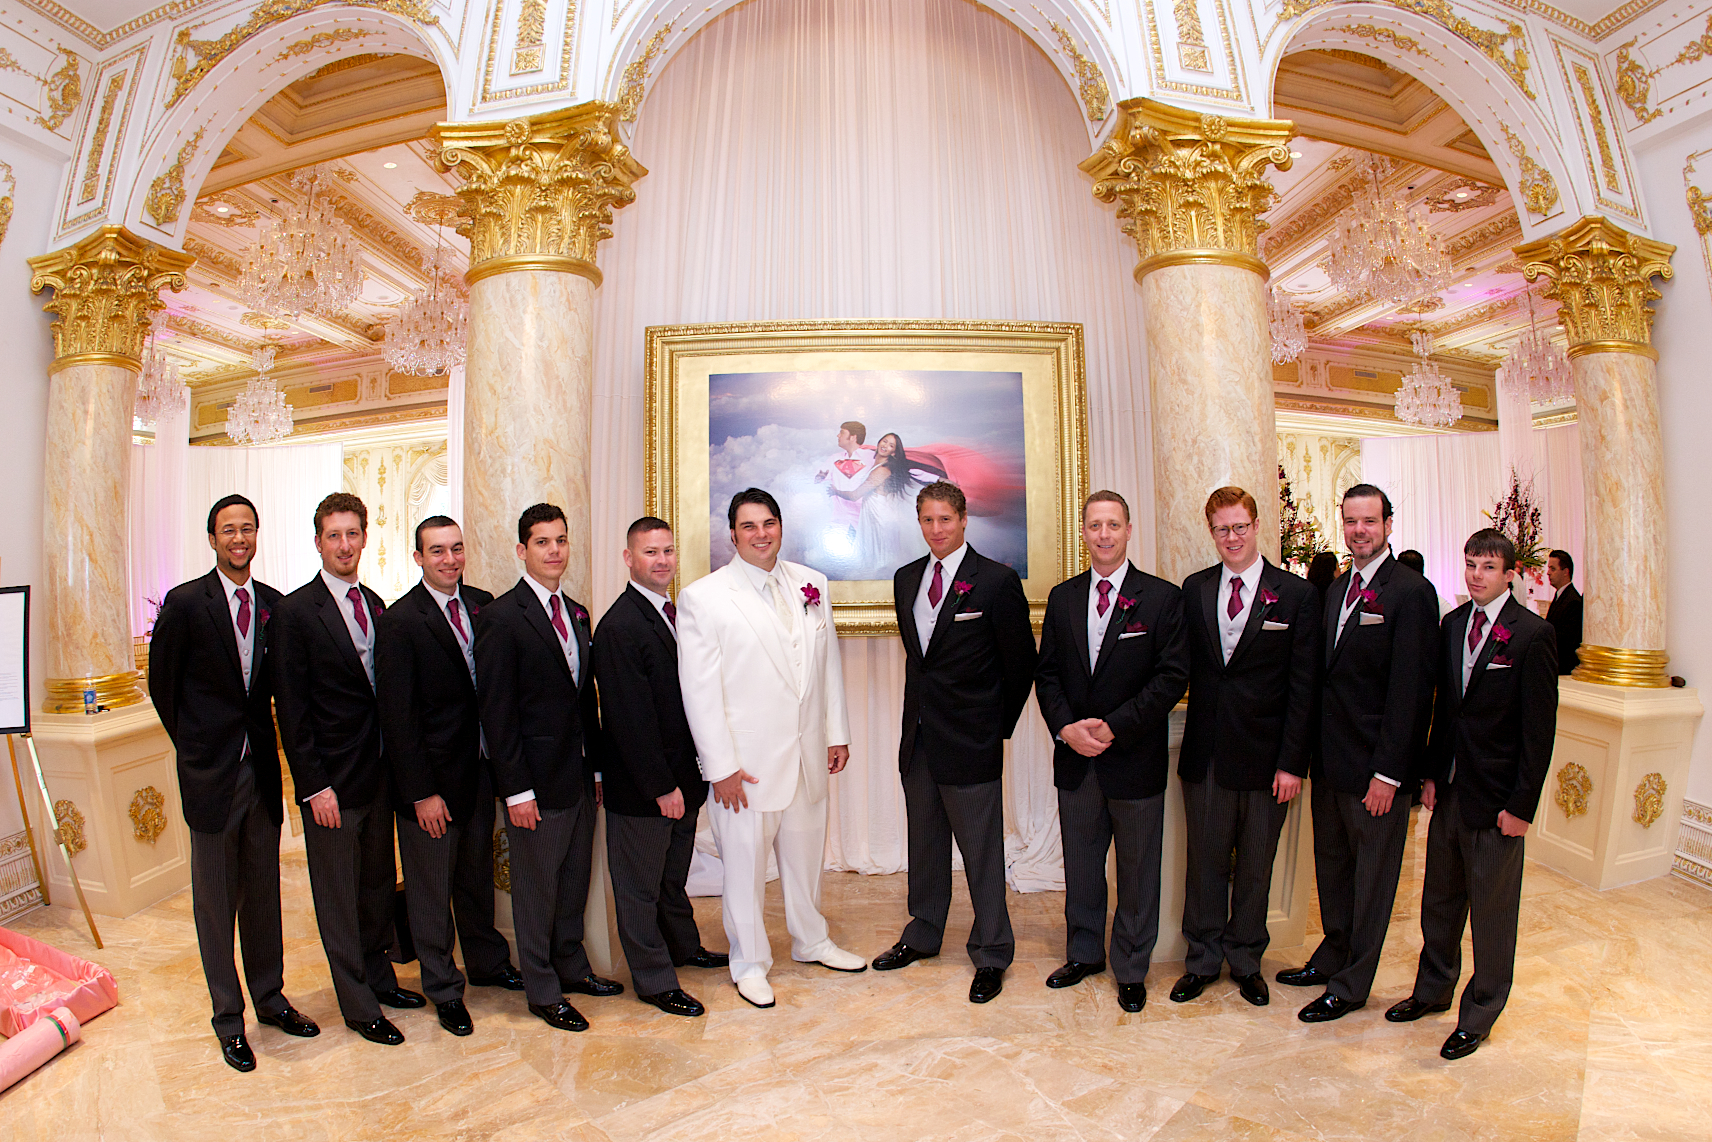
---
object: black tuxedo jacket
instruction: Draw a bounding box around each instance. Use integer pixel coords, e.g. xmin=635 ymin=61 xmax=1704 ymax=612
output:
xmin=590 ymin=585 xmax=705 ymax=818
xmin=1423 ymin=598 xmax=1558 ymax=828
xmin=149 ymin=570 xmax=285 ymax=833
xmin=1035 ymin=564 xmax=1189 ymax=800
xmin=474 ymin=578 xmax=599 ymax=812
xmin=1315 ymin=554 xmax=1440 ymax=795
xmin=894 ymin=547 xmax=1038 ymax=785
xmin=1179 ymin=560 xmax=1320 ymax=790
xmin=275 ymin=574 xmax=388 ymax=809
xmin=374 ymin=581 xmax=495 ymax=822
xmin=1546 ymin=583 xmax=1583 ymax=675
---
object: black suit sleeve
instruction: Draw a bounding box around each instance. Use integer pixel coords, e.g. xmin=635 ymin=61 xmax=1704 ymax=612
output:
xmin=1421 ymin=617 xmax=1456 ymax=786
xmin=1371 ymin=578 xmax=1439 ymax=784
xmin=994 ymin=570 xmax=1038 ymax=737
xmin=1510 ymin=623 xmax=1559 ymax=822
xmin=147 ymin=592 xmax=188 ymax=745
xmin=1104 ymin=589 xmax=1190 ymax=747
xmin=591 ymin=624 xmax=676 ymax=802
xmin=1275 ymin=585 xmax=1321 ymax=777
xmin=1033 ymin=592 xmax=1075 ymax=739
xmin=272 ymin=599 xmax=332 ymax=799
xmin=474 ymin=610 xmax=528 ymax=800
xmin=375 ymin=610 xmax=431 ymax=805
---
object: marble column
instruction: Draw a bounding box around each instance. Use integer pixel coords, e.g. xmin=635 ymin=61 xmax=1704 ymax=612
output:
xmin=1517 ymin=217 xmax=1674 ymax=686
xmin=1080 ymin=99 xmax=1293 ymax=586
xmin=28 ymin=227 xmax=193 ymax=712
xmin=433 ymin=105 xmax=645 ymax=599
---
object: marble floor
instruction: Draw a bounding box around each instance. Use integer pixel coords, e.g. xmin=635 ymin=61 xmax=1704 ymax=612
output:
xmin=4 ymin=810 xmax=1710 ymax=1142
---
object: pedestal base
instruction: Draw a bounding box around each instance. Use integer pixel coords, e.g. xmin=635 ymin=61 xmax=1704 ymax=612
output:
xmin=27 ymin=703 xmax=190 ymax=918
xmin=1528 ymin=680 xmax=1704 ymax=891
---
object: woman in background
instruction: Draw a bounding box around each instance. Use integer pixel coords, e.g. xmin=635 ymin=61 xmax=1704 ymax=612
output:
xmin=834 ymin=432 xmax=931 ymax=577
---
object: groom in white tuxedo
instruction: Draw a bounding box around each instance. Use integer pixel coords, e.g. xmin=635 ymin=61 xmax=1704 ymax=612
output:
xmin=677 ymin=487 xmax=868 ymax=1007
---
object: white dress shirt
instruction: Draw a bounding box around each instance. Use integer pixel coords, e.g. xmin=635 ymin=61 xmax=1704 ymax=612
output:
xmin=734 ymin=556 xmax=803 ymax=673
xmin=1462 ymin=594 xmax=1509 ymax=693
xmin=425 ymin=582 xmax=477 ymax=680
xmin=217 ymin=567 xmax=256 ymax=693
xmin=912 ymin=543 xmax=969 ymax=648
xmin=522 ymin=572 xmax=581 ymax=683
xmin=1218 ymin=556 xmax=1264 ymax=665
xmin=1087 ymin=561 xmax=1131 ymax=671
xmin=1336 ymin=550 xmax=1391 ymax=642
xmin=632 ymin=580 xmax=676 ymax=641
xmin=320 ymin=567 xmax=376 ymax=687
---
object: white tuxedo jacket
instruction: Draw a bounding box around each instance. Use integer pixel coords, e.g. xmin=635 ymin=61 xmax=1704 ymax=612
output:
xmin=677 ymin=558 xmax=850 ymax=813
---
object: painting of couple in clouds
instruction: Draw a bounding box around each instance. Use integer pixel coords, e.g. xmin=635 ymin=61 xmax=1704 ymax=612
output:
xmin=707 ymin=369 xmax=1029 ymax=581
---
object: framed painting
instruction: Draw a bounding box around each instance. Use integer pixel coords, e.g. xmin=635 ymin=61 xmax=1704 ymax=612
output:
xmin=644 ymin=320 xmax=1090 ymax=635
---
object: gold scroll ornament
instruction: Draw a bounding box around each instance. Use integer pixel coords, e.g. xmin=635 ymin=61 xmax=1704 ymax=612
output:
xmin=53 ymin=800 xmax=87 ymax=856
xmin=1633 ymin=772 xmax=1667 ymax=828
xmin=1555 ymin=763 xmax=1592 ymax=819
xmin=129 ymin=786 xmax=167 ymax=843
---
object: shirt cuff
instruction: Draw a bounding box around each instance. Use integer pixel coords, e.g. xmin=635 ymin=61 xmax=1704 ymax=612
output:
xmin=593 ymin=772 xmax=602 ymax=782
xmin=504 ymin=789 xmax=536 ymax=807
xmin=302 ymin=787 xmax=332 ymax=803
xmin=1373 ymin=773 xmax=1402 ymax=788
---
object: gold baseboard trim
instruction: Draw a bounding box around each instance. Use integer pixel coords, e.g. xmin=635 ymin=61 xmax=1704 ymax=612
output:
xmin=465 ymin=254 xmax=603 ymax=288
xmin=1567 ymin=340 xmax=1658 ymax=361
xmin=1134 ymin=250 xmax=1269 ymax=282
xmin=1672 ymin=853 xmax=1712 ymax=891
xmin=1571 ymin=644 xmax=1670 ymax=688
xmin=43 ymin=671 xmax=147 ymax=713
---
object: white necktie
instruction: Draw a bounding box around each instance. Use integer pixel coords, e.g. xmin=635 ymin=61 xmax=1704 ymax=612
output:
xmin=766 ymin=576 xmax=796 ymax=633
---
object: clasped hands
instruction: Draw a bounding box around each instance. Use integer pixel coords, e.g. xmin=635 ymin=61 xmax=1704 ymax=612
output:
xmin=711 ymin=745 xmax=849 ymax=813
xmin=1060 ymin=718 xmax=1114 ymax=758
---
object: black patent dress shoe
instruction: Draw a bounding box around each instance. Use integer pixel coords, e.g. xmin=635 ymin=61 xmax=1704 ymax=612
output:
xmin=1233 ymin=973 xmax=1270 ymax=1007
xmin=563 ymin=973 xmax=624 ymax=998
xmin=344 ymin=1016 xmax=404 ymax=1045
xmin=1386 ymin=996 xmax=1453 ymax=1023
xmin=969 ymin=967 xmax=1005 ymax=1004
xmin=468 ymin=965 xmax=525 ymax=991
xmin=1441 ymin=1028 xmax=1487 ymax=1060
xmin=1275 ymin=964 xmax=1327 ymax=988
xmin=220 ymin=1033 xmax=256 ymax=1072
xmin=529 ymin=1001 xmax=589 ymax=1032
xmin=256 ymin=1005 xmax=320 ymax=1037
xmin=678 ymin=947 xmax=730 ymax=970
xmin=639 ymin=988 xmax=706 ymax=1018
xmin=1169 ymin=972 xmax=1219 ymax=1003
xmin=436 ymin=999 xmax=473 ymax=1036
xmin=1298 ymin=993 xmax=1364 ymax=1023
xmin=374 ymin=987 xmax=427 ymax=1009
xmin=1045 ymin=961 xmax=1106 ymax=989
xmin=872 ymin=941 xmax=937 ymax=971
xmin=1118 ymin=983 xmax=1147 ymax=1013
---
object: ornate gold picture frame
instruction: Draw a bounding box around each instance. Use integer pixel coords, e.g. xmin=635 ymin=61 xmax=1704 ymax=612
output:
xmin=644 ymin=320 xmax=1090 ymax=635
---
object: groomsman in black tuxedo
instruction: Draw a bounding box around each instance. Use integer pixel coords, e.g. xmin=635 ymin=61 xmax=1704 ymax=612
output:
xmin=592 ymin=517 xmax=728 ymax=1020
xmin=275 ymin=492 xmax=423 ymax=1046
xmin=1172 ymin=487 xmax=1319 ymax=1008
xmin=1034 ymin=490 xmax=1189 ymax=1012
xmin=476 ymin=503 xmax=622 ymax=1032
xmin=150 ymin=495 xmax=319 ymax=1072
xmin=1277 ymin=484 xmax=1438 ymax=1023
xmin=1546 ymin=549 xmax=1582 ymax=675
xmin=872 ymin=481 xmax=1037 ymax=1004
xmin=1386 ymin=529 xmax=1557 ymax=1060
xmin=375 ymin=516 xmax=523 ymax=1039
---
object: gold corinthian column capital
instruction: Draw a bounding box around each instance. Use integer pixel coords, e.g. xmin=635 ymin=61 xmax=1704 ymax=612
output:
xmin=28 ymin=225 xmax=194 ymax=372
xmin=432 ymin=102 xmax=648 ymax=288
xmin=1079 ymin=97 xmax=1294 ymax=282
xmin=1516 ymin=215 xmax=1675 ymax=360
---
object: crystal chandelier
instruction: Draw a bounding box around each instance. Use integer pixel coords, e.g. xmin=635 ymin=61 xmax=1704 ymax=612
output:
xmin=1503 ymin=289 xmax=1575 ymax=404
xmin=134 ymin=312 xmax=187 ymax=428
xmin=226 ymin=346 xmax=293 ymax=446
xmin=1325 ymin=154 xmax=1455 ymax=306
xmin=237 ymin=166 xmax=364 ymax=318
xmin=1268 ymin=286 xmax=1307 ymax=363
xmin=1394 ymin=330 xmax=1462 ymax=429
xmin=384 ymin=249 xmax=468 ymax=376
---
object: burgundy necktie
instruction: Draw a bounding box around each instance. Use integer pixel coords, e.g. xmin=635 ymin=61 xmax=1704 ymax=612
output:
xmin=549 ymin=594 xmax=569 ymax=642
xmin=928 ymin=561 xmax=944 ymax=608
xmin=1468 ymin=609 xmax=1487 ymax=654
xmin=235 ymin=587 xmax=251 ymax=637
xmin=1227 ymin=577 xmax=1245 ymax=620
xmin=663 ymin=600 xmax=677 ymax=628
xmin=447 ymin=597 xmax=467 ymax=642
xmin=1096 ymin=579 xmax=1111 ymax=617
xmin=1345 ymin=573 xmax=1363 ymax=612
xmin=347 ymin=586 xmax=368 ymax=636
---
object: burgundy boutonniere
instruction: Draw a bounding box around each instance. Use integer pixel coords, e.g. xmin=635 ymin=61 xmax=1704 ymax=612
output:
xmin=1116 ymin=594 xmax=1137 ymax=612
xmin=801 ymin=583 xmax=822 ymax=610
xmin=1354 ymin=585 xmax=1382 ymax=616
xmin=953 ymin=579 xmax=974 ymax=597
xmin=1259 ymin=587 xmax=1279 ymax=608
xmin=573 ymin=603 xmax=589 ymax=626
xmin=1491 ymin=623 xmax=1512 ymax=644
xmin=1489 ymin=623 xmax=1513 ymax=665
xmin=1125 ymin=619 xmax=1148 ymax=634
xmin=467 ymin=602 xmax=481 ymax=619
xmin=257 ymin=607 xmax=271 ymax=627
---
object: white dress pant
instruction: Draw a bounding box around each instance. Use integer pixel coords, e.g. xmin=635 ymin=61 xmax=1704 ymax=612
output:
xmin=708 ymin=765 xmax=835 ymax=981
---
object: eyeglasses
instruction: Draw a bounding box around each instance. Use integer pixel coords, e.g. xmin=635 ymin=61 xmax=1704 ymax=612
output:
xmin=217 ymin=524 xmax=258 ymax=539
xmin=1210 ymin=522 xmax=1254 ymax=539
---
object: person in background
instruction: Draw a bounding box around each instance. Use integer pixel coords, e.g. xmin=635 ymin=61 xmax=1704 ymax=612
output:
xmin=1397 ymin=550 xmax=1451 ymax=619
xmin=1306 ymin=552 xmax=1340 ymax=605
xmin=1545 ymin=550 xmax=1582 ymax=676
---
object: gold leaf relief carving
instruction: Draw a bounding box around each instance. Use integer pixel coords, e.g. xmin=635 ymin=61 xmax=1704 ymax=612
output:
xmin=78 ymin=73 xmax=126 ymax=205
xmin=1498 ymin=125 xmax=1560 ymax=219
xmin=1554 ymin=762 xmax=1592 ymax=819
xmin=275 ymin=27 xmax=378 ymax=63
xmin=53 ymin=800 xmax=86 ymax=856
xmin=1173 ymin=0 xmax=1211 ymax=73
xmin=1336 ymin=24 xmax=1431 ymax=59
xmin=1633 ymin=772 xmax=1667 ymax=828
xmin=0 ymin=162 xmax=14 ymax=252
xmin=1573 ymin=63 xmax=1621 ymax=194
xmin=1518 ymin=216 xmax=1673 ymax=350
xmin=129 ymin=786 xmax=167 ymax=844
xmin=1049 ymin=22 xmax=1110 ymax=123
xmin=514 ymin=0 xmax=548 ymax=74
xmin=617 ymin=23 xmax=673 ymax=124
xmin=1283 ymin=0 xmax=1533 ymax=99
xmin=29 ymin=227 xmax=196 ymax=364
xmin=145 ymin=127 xmax=205 ymax=228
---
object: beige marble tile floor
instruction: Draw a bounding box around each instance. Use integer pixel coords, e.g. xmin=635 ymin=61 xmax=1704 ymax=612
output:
xmin=4 ymin=809 xmax=1710 ymax=1141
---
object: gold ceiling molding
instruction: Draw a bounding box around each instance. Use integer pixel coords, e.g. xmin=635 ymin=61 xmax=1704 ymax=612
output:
xmin=404 ymin=190 xmax=463 ymax=227
xmin=29 ymin=226 xmax=195 ymax=367
xmin=617 ymin=23 xmax=673 ymax=123
xmin=1334 ymin=23 xmax=1431 ymax=59
xmin=1049 ymin=22 xmax=1111 ymax=122
xmin=433 ymin=104 xmax=647 ymax=286
xmin=1498 ymin=124 xmax=1559 ymax=218
xmin=145 ymin=127 xmax=205 ymax=227
xmin=1425 ymin=294 xmax=1520 ymax=336
xmin=0 ymin=45 xmax=84 ymax=132
xmin=1518 ymin=215 xmax=1674 ymax=352
xmin=182 ymin=234 xmax=242 ymax=276
xmin=240 ymin=312 xmax=293 ymax=331
xmin=1444 ymin=209 xmax=1520 ymax=261
xmin=1396 ymin=295 xmax=1446 ymax=314
xmin=1425 ymin=178 xmax=1500 ymax=213
xmin=18 ymin=1 xmax=213 ymax=50
xmin=1283 ymin=0 xmax=1533 ymax=98
xmin=167 ymin=0 xmax=438 ymax=109
xmin=1487 ymin=0 xmax=1668 ymax=44
xmin=168 ymin=312 xmax=262 ymax=354
xmin=1614 ymin=15 xmax=1712 ymax=128
xmin=191 ymin=195 xmax=259 ymax=226
xmin=276 ymin=27 xmax=378 ymax=64
xmin=1081 ymin=98 xmax=1293 ymax=281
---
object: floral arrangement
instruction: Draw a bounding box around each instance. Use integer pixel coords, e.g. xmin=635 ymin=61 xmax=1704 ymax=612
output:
xmin=1278 ymin=464 xmax=1329 ymax=573
xmin=1486 ymin=468 xmax=1545 ymax=573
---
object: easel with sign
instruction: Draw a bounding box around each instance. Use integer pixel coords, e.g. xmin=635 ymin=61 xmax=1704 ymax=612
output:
xmin=0 ymin=585 xmax=102 ymax=948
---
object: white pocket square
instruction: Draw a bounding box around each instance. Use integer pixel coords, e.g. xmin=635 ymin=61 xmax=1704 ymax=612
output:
xmin=1118 ymin=631 xmax=1146 ymax=640
xmin=1485 ymin=662 xmax=1512 ymax=670
xmin=1358 ymin=612 xmax=1385 ymax=625
xmin=953 ymin=611 xmax=982 ymax=621
xmin=1261 ymin=620 xmax=1290 ymax=631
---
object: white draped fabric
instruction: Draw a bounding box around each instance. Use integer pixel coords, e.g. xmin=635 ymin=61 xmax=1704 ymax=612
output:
xmin=590 ymin=0 xmax=1156 ymax=890
xmin=128 ymin=390 xmax=191 ymax=636
xmin=445 ymin=364 xmax=465 ymax=524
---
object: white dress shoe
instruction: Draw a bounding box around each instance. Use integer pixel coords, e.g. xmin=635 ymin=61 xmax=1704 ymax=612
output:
xmin=810 ymin=945 xmax=868 ymax=973
xmin=736 ymin=977 xmax=775 ymax=1009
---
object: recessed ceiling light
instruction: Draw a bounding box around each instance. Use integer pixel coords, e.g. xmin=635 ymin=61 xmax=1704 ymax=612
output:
xmin=215 ymin=205 xmax=229 ymax=213
xmin=383 ymin=162 xmax=397 ymax=169
xmin=1289 ymin=150 xmax=1303 ymax=159
xmin=1454 ymin=190 xmax=1469 ymax=199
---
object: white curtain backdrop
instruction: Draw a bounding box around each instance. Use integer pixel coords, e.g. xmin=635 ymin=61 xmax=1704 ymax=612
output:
xmin=1360 ymin=422 xmax=1584 ymax=606
xmin=590 ymin=0 xmax=1156 ymax=890
xmin=446 ymin=364 xmax=465 ymax=524
xmin=128 ymin=389 xmax=191 ymax=635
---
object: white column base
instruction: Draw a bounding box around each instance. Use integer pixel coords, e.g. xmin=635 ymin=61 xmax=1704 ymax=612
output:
xmin=26 ymin=703 xmax=191 ymax=918
xmin=1529 ymin=680 xmax=1704 ymax=891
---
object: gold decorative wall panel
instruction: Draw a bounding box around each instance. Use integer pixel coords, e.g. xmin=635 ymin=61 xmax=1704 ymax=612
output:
xmin=29 ymin=227 xmax=196 ymax=368
xmin=1517 ymin=215 xmax=1673 ymax=353
xmin=476 ymin=0 xmax=578 ymax=109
